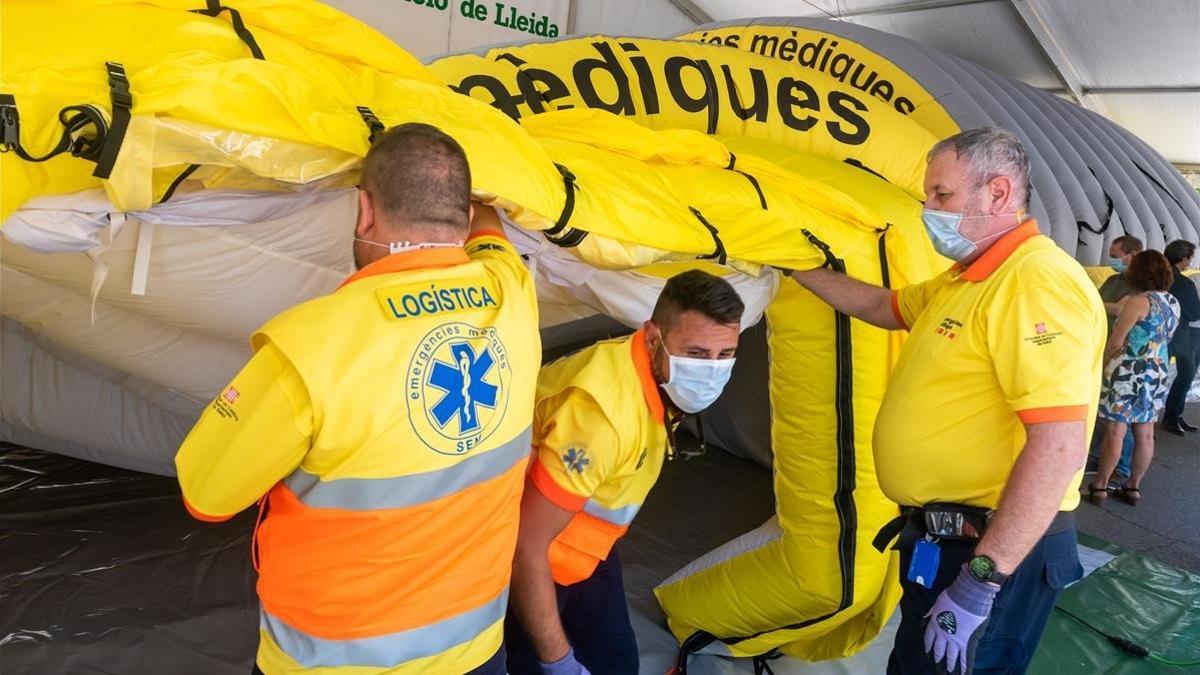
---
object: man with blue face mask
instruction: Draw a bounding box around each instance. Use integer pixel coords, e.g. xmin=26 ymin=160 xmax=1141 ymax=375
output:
xmin=1098 ymin=235 xmax=1144 ymax=316
xmin=791 ymin=127 xmax=1104 ymax=675
xmin=1084 ymin=234 xmax=1144 ymax=481
xmin=506 ymin=270 xmax=744 ymax=675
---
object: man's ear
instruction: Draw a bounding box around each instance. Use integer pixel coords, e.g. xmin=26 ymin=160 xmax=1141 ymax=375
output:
xmin=468 ymin=203 xmax=476 ymax=226
xmin=356 ymin=189 xmax=375 ymax=238
xmin=986 ymin=175 xmax=1013 ymax=214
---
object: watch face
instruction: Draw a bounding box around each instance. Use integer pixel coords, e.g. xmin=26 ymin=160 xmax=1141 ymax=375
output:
xmin=970 ymin=556 xmax=995 ymax=578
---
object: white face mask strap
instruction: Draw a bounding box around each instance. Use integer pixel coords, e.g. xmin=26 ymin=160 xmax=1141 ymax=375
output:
xmin=354 ymin=238 xmax=465 ymax=254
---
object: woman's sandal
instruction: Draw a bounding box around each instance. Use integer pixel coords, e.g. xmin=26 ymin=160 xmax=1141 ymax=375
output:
xmin=1115 ymin=486 xmax=1141 ymax=506
xmin=1086 ymin=484 xmax=1110 ymax=506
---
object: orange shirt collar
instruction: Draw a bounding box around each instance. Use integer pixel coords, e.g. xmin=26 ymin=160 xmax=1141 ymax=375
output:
xmin=959 ymin=219 xmax=1041 ymax=282
xmin=338 ymin=248 xmax=470 ymax=290
xmin=630 ymin=329 xmax=666 ymax=423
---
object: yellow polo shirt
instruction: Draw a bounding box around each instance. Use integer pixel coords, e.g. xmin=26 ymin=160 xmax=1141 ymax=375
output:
xmin=875 ymin=220 xmax=1105 ymax=512
xmin=529 ymin=329 xmax=671 ymax=586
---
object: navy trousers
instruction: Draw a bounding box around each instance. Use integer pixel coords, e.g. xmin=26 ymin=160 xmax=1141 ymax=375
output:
xmin=1165 ymin=326 xmax=1200 ymax=423
xmin=887 ymin=524 xmax=1082 ymax=674
xmin=506 ymin=548 xmax=640 ymax=675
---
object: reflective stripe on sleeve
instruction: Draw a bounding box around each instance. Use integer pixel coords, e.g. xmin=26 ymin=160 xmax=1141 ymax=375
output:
xmin=582 ymin=499 xmax=641 ymax=527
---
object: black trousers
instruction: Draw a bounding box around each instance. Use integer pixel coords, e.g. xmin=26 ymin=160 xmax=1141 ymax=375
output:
xmin=887 ymin=524 xmax=1082 ymax=674
xmin=506 ymin=547 xmax=640 ymax=675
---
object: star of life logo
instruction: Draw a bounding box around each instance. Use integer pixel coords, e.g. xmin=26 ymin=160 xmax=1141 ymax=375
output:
xmin=408 ymin=322 xmax=510 ymax=456
xmin=563 ymin=447 xmax=590 ymax=474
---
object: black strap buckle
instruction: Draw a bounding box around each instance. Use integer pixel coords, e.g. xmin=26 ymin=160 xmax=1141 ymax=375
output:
xmin=0 ymin=94 xmax=19 ymax=153
xmin=356 ymin=105 xmax=385 ymax=144
xmin=106 ymin=63 xmax=133 ymax=110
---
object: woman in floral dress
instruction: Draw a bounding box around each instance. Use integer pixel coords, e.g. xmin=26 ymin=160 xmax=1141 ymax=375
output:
xmin=1089 ymin=250 xmax=1180 ymax=506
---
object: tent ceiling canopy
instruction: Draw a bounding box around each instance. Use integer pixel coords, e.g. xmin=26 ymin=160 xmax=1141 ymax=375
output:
xmin=681 ymin=0 xmax=1200 ymax=166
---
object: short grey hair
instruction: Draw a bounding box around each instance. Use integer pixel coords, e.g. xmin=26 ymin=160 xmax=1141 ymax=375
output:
xmin=928 ymin=127 xmax=1031 ymax=211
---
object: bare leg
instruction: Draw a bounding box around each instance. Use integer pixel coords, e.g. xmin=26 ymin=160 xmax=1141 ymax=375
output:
xmin=1127 ymin=422 xmax=1156 ymax=490
xmin=1092 ymin=419 xmax=1127 ymax=490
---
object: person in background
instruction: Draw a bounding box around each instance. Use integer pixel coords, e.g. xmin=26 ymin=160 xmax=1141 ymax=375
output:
xmin=507 ymin=270 xmax=744 ymax=675
xmin=1099 ymin=235 xmax=1144 ymax=312
xmin=175 ymin=124 xmax=540 ymax=675
xmin=791 ymin=126 xmax=1102 ymax=675
xmin=1162 ymin=239 xmax=1200 ymax=435
xmin=1089 ymin=250 xmax=1181 ymax=507
xmin=1086 ymin=235 xmax=1145 ymax=480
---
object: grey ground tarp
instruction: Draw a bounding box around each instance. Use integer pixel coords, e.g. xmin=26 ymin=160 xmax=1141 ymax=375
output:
xmin=5 ymin=441 xmax=1199 ymax=674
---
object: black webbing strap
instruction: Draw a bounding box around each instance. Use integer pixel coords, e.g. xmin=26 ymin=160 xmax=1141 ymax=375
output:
xmin=91 ymin=62 xmax=132 ymax=179
xmin=801 ymin=228 xmax=842 ymax=273
xmin=1132 ymin=160 xmax=1187 ymax=212
xmin=356 ymin=106 xmax=385 ymax=144
xmin=193 ymin=0 xmax=266 ymax=59
xmin=724 ymin=153 xmax=767 ymax=209
xmin=752 ymin=649 xmax=784 ymax=675
xmin=877 ymin=223 xmax=893 ymax=289
xmin=674 ymin=630 xmax=719 ymax=674
xmin=0 ymin=94 xmax=108 ymax=164
xmin=843 ymin=157 xmax=888 ymax=182
xmin=1077 ymin=168 xmax=1116 ymax=240
xmin=159 ymin=164 xmax=201 ymax=203
xmin=689 ymin=207 xmax=727 ymax=265
xmin=873 ymin=508 xmax=921 ymax=553
xmin=543 ymin=163 xmax=588 ymax=248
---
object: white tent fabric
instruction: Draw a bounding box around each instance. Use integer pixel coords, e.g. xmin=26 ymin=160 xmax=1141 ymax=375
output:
xmin=0 ymin=194 xmax=777 ymax=475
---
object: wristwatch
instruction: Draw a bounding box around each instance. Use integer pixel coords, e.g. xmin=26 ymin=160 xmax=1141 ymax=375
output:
xmin=967 ymin=555 xmax=1009 ymax=585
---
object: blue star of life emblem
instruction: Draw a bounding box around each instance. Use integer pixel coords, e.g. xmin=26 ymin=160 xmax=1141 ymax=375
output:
xmin=408 ymin=322 xmax=511 ymax=456
xmin=563 ymin=447 xmax=590 ymax=474
xmin=427 ymin=342 xmax=499 ymax=434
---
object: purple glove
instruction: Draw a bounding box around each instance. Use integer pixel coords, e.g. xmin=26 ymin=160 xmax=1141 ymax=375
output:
xmin=539 ymin=648 xmax=592 ymax=675
xmin=923 ymin=565 xmax=1001 ymax=674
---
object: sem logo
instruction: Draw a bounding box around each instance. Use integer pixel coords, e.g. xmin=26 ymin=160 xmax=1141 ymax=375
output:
xmin=408 ymin=322 xmax=510 ymax=456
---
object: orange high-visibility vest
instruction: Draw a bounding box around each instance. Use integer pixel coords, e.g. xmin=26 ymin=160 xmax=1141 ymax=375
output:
xmin=180 ymin=233 xmax=539 ymax=674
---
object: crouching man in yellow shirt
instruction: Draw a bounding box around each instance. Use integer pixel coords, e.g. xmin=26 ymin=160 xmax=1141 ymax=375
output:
xmin=506 ymin=270 xmax=745 ymax=675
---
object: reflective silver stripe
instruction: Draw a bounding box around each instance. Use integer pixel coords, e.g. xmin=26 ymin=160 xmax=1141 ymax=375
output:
xmin=284 ymin=426 xmax=531 ymax=510
xmin=261 ymin=588 xmax=507 ymax=668
xmin=582 ymin=499 xmax=640 ymax=526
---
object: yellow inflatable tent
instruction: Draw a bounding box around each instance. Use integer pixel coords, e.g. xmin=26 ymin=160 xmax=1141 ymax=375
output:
xmin=0 ymin=0 xmax=959 ymax=668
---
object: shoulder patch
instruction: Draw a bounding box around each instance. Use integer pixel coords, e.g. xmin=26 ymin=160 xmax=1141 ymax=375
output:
xmin=563 ymin=446 xmax=590 ymax=474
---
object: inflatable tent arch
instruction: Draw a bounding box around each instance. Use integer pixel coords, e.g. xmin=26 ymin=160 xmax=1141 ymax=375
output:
xmin=2 ymin=1 xmax=1197 ymax=669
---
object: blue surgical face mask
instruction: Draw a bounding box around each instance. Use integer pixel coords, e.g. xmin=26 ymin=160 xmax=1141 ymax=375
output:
xmin=920 ymin=209 xmax=1022 ymax=262
xmin=1108 ymin=257 xmax=1128 ymax=273
xmin=662 ymin=352 xmax=735 ymax=414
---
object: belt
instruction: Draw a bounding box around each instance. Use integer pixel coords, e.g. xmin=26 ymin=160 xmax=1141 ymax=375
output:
xmin=873 ymin=503 xmax=1075 ymax=553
